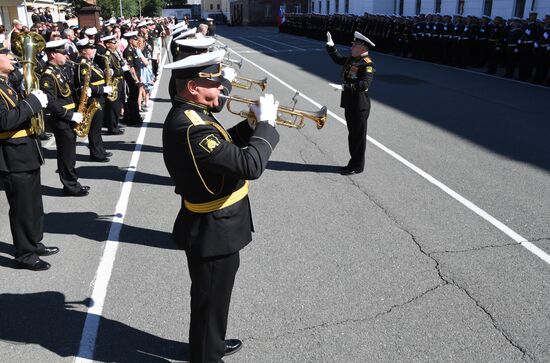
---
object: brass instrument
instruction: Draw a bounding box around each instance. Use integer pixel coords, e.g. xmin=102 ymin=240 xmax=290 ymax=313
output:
xmin=74 ymin=60 xmax=101 ymax=137
xmin=222 ymin=56 xmax=242 ymax=69
xmin=12 ymin=31 xmax=46 ymax=135
xmin=98 ymin=53 xmax=119 ymax=102
xmin=219 ymin=94 xmax=327 ymax=130
xmin=231 ymin=75 xmax=268 ymax=91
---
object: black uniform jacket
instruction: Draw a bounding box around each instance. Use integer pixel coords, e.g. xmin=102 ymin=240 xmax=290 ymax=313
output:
xmin=326 ymin=45 xmax=375 ymax=110
xmin=40 ymin=63 xmax=76 ymax=130
xmin=163 ymin=97 xmax=280 ymax=258
xmin=74 ymin=57 xmax=107 ymax=100
xmin=0 ymin=76 xmax=44 ymax=172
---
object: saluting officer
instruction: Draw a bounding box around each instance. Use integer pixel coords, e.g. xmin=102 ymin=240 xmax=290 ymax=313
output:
xmin=162 ymin=50 xmax=280 ymax=363
xmin=122 ymin=31 xmax=143 ymax=125
xmin=40 ymin=39 xmax=88 ymax=197
xmin=326 ymin=31 xmax=375 ymax=175
xmin=0 ymin=45 xmax=59 ymax=271
xmin=75 ymin=38 xmax=113 ymax=162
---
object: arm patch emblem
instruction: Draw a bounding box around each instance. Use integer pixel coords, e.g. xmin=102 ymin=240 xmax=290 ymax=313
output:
xmin=199 ymin=134 xmax=221 ymax=153
xmin=366 ymin=66 xmax=374 ymax=73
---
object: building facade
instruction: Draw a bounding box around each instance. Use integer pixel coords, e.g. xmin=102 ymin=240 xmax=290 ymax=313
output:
xmin=229 ymin=0 xmax=308 ymax=25
xmin=1 ymin=0 xmax=70 ymax=32
xmin=308 ymin=0 xmax=550 ymax=19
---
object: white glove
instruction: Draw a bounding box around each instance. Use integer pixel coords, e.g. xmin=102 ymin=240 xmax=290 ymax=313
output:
xmin=328 ymin=83 xmax=343 ymax=91
xmin=110 ymin=69 xmax=114 ymax=76
xmin=103 ymin=86 xmax=113 ymax=95
xmin=71 ymin=112 xmax=83 ymax=124
xmin=30 ymin=90 xmax=48 ymax=108
xmin=86 ymin=87 xmax=92 ymax=97
xmin=249 ymin=93 xmax=278 ymax=127
xmin=221 ymin=66 xmax=237 ymax=83
xmin=122 ymin=64 xmax=130 ymax=71
xmin=326 ymin=32 xmax=334 ymax=47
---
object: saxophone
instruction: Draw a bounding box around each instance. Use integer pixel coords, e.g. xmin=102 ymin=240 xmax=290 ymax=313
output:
xmin=12 ymin=31 xmax=46 ymax=135
xmin=73 ymin=59 xmax=101 ymax=138
xmin=99 ymin=52 xmax=120 ymax=102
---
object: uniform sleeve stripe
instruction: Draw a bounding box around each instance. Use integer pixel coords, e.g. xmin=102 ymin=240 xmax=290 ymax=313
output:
xmin=251 ymin=135 xmax=274 ymax=153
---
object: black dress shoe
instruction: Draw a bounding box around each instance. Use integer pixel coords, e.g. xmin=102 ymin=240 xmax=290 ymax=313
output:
xmin=104 ymin=151 xmax=113 ymax=157
xmin=64 ymin=188 xmax=89 ymax=197
xmin=340 ymin=167 xmax=363 ymax=175
xmin=90 ymin=156 xmax=110 ymax=162
xmin=224 ymin=339 xmax=242 ymax=356
xmin=17 ymin=259 xmax=51 ymax=271
xmin=38 ymin=246 xmax=60 ymax=256
xmin=81 ymin=185 xmax=91 ymax=191
xmin=107 ymin=129 xmax=124 ymax=135
xmin=39 ymin=133 xmax=52 ymax=141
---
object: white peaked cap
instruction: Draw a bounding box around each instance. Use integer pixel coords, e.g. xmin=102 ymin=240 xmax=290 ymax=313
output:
xmin=85 ymin=27 xmax=98 ymax=36
xmin=353 ymin=31 xmax=375 ymax=47
xmin=163 ymin=49 xmax=226 ymax=70
xmin=174 ymin=27 xmax=197 ymax=40
xmin=175 ymin=37 xmax=215 ymax=49
xmin=45 ymin=39 xmax=68 ymax=49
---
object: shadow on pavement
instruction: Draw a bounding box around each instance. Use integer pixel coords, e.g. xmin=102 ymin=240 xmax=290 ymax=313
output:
xmin=267 ymin=160 xmax=341 ymax=173
xmin=0 ymin=292 xmax=188 ymax=362
xmin=44 ymin=212 xmax=177 ymax=250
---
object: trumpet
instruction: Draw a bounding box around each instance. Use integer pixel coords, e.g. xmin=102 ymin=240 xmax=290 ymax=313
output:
xmin=231 ymin=75 xmax=268 ymax=91
xmin=222 ymin=56 xmax=243 ymax=69
xmin=219 ymin=94 xmax=327 ymax=130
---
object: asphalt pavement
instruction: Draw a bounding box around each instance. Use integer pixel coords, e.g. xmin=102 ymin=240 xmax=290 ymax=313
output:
xmin=1 ymin=26 xmax=549 ymax=363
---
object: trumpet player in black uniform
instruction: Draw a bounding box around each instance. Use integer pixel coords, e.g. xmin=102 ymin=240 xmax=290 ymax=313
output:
xmin=75 ymin=38 xmax=113 ymax=162
xmin=326 ymin=31 xmax=375 ymax=175
xmin=40 ymin=39 xmax=89 ymax=197
xmin=0 ymin=45 xmax=59 ymax=271
xmin=162 ymin=50 xmax=279 ymax=363
xmin=96 ymin=34 xmax=125 ymax=135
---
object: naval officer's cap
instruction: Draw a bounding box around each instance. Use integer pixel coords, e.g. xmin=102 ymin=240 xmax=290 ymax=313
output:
xmin=101 ymin=34 xmax=117 ymax=43
xmin=124 ymin=31 xmax=139 ymax=39
xmin=352 ymin=31 xmax=376 ymax=48
xmin=76 ymin=38 xmax=95 ymax=50
xmin=45 ymin=39 xmax=68 ymax=54
xmin=175 ymin=37 xmax=215 ymax=49
xmin=164 ymin=49 xmax=226 ymax=81
xmin=174 ymin=27 xmax=196 ymax=40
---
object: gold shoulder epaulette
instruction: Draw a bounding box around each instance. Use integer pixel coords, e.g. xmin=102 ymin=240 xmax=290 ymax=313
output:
xmin=105 ymin=50 xmax=111 ymax=56
xmin=44 ymin=69 xmax=53 ymax=75
xmin=184 ymin=109 xmax=206 ymax=126
xmin=363 ymin=56 xmax=373 ymax=64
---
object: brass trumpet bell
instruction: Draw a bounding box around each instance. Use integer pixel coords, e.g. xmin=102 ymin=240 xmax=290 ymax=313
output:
xmin=231 ymin=76 xmax=268 ymax=91
xmin=219 ymin=94 xmax=327 ymax=130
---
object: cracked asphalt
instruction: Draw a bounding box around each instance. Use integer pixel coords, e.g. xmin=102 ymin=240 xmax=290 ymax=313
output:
xmin=1 ymin=26 xmax=549 ymax=362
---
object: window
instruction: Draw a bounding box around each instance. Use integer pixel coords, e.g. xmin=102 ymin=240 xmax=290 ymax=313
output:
xmin=514 ymin=0 xmax=526 ymax=18
xmin=326 ymin=0 xmax=330 ymax=14
xmin=415 ymin=0 xmax=421 ymax=15
xmin=217 ymin=4 xmax=220 ymax=10
xmin=483 ymin=0 xmax=492 ymax=16
xmin=399 ymin=0 xmax=404 ymax=15
xmin=344 ymin=0 xmax=349 ymax=13
xmin=335 ymin=0 xmax=339 ymax=13
xmin=319 ymin=1 xmax=321 ymax=14
xmin=435 ymin=0 xmax=441 ymax=13
xmin=311 ymin=1 xmax=314 ymax=12
xmin=265 ymin=3 xmax=272 ymax=17
xmin=210 ymin=4 xmax=213 ymax=10
xmin=295 ymin=3 xmax=301 ymax=13
xmin=457 ymin=0 xmax=465 ymax=14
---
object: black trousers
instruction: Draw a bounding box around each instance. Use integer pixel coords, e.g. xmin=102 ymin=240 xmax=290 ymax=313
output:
xmin=344 ymin=105 xmax=370 ymax=172
xmin=186 ymin=251 xmax=240 ymax=363
xmin=0 ymin=169 xmax=45 ymax=264
xmin=89 ymin=100 xmax=107 ymax=159
xmin=124 ymin=79 xmax=142 ymax=125
xmin=52 ymin=126 xmax=81 ymax=193
xmin=104 ymin=96 xmax=122 ymax=133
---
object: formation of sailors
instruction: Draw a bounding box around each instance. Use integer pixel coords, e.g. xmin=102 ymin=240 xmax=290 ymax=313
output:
xmin=280 ymin=11 xmax=550 ymax=85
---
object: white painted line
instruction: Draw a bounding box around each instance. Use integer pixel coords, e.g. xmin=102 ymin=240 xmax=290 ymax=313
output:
xmin=74 ymin=51 xmax=168 ymax=363
xmin=238 ymin=37 xmax=279 ymax=52
xmin=229 ymin=48 xmax=550 ymax=267
xmin=257 ymin=36 xmax=306 ymax=50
